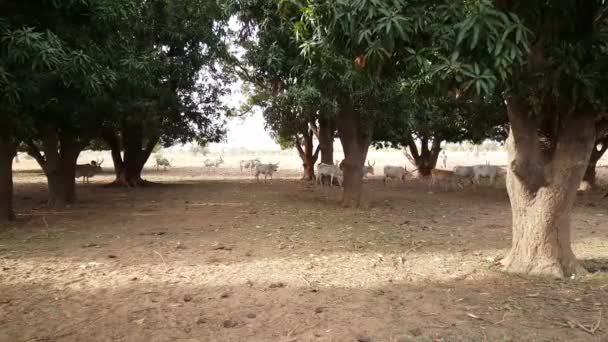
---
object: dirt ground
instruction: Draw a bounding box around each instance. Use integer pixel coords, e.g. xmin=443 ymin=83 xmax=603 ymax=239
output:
xmin=1 ymin=155 xmax=608 ymax=342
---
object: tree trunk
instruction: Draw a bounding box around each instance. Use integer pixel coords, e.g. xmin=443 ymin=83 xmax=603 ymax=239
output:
xmin=318 ymin=118 xmax=335 ymax=164
xmin=0 ymin=139 xmax=17 ymax=222
xmin=107 ymin=124 xmax=157 ymax=187
xmin=581 ymin=137 xmax=608 ymax=188
xmin=337 ymin=96 xmax=371 ymax=207
xmin=102 ymin=129 xmax=124 ymax=178
xmin=406 ymin=135 xmax=442 ymax=177
xmin=40 ymin=132 xmax=81 ymax=208
xmin=295 ymin=132 xmax=320 ymax=181
xmin=501 ymin=98 xmax=596 ymax=278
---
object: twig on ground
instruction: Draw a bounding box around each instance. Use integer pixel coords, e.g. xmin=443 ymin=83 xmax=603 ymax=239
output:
xmin=566 ymin=310 xmax=602 ymax=335
xmin=300 ymin=274 xmax=312 ymax=287
xmin=153 ymin=250 xmax=169 ymax=272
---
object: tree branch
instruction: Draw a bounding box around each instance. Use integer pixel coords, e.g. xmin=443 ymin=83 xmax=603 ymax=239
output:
xmin=294 ymin=135 xmax=305 ymax=160
xmin=25 ymin=140 xmax=47 ymax=172
xmin=312 ymin=143 xmax=321 ymax=163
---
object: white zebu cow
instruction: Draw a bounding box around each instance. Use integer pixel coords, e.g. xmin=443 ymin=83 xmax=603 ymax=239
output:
xmin=240 ymin=158 xmax=260 ymax=173
xmin=254 ymin=162 xmax=279 ymax=181
xmin=338 ymin=160 xmax=375 ymax=178
xmin=203 ymin=156 xmax=224 ymax=169
xmin=383 ymin=165 xmax=408 ymax=186
xmin=316 ymin=163 xmax=343 ymax=187
xmin=472 ymin=164 xmax=503 ymax=185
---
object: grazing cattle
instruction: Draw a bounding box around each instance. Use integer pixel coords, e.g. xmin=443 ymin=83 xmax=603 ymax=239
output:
xmin=255 ymin=162 xmax=279 ymax=181
xmin=75 ymin=159 xmax=103 ymax=183
xmin=316 ymin=163 xmax=343 ymax=187
xmin=203 ymin=156 xmax=224 ymax=168
xmin=472 ymin=164 xmax=502 ymax=185
xmin=429 ymin=169 xmax=464 ymax=191
xmin=383 ymin=165 xmax=408 ymax=186
xmin=453 ymin=166 xmax=475 ymax=178
xmin=338 ymin=160 xmax=375 ymax=178
xmin=240 ymin=158 xmax=260 ymax=173
xmin=155 ymin=157 xmax=171 ymax=171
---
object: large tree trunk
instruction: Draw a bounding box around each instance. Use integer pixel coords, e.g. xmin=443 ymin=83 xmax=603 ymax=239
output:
xmin=501 ymin=98 xmax=596 ymax=278
xmin=39 ymin=132 xmax=81 ymax=208
xmin=318 ymin=117 xmax=335 ymax=164
xmin=107 ymin=124 xmax=157 ymax=187
xmin=0 ymin=139 xmax=17 ymax=222
xmin=406 ymin=135 xmax=442 ymax=177
xmin=581 ymin=136 xmax=608 ymax=188
xmin=336 ymin=96 xmax=371 ymax=207
xmin=102 ymin=129 xmax=124 ymax=178
xmin=295 ymin=131 xmax=320 ymax=181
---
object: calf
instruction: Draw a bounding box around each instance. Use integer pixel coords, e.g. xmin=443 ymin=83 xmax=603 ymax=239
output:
xmin=255 ymin=162 xmax=279 ymax=181
xmin=316 ymin=163 xmax=343 ymax=187
xmin=75 ymin=159 xmax=103 ymax=183
xmin=383 ymin=165 xmax=408 ymax=186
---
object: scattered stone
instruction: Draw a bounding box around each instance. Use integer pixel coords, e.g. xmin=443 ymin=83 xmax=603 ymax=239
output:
xmin=130 ymin=277 xmax=138 ymax=281
xmin=269 ymin=282 xmax=285 ymax=289
xmin=108 ymin=255 xmax=117 ymax=259
xmin=133 ymin=318 xmax=145 ymax=325
xmin=183 ymin=326 xmax=191 ymax=333
xmin=176 ymin=242 xmax=187 ymax=250
xmin=220 ymin=292 xmax=230 ymax=299
xmin=356 ymin=335 xmax=372 ymax=342
xmin=314 ymin=307 xmax=324 ymax=314
xmin=196 ymin=318 xmax=207 ymax=325
xmin=183 ymin=295 xmax=193 ymax=302
xmin=245 ymin=280 xmax=254 ymax=287
xmin=82 ymin=243 xmax=100 ymax=248
xmin=222 ymin=319 xmax=238 ymax=328
xmin=246 ymin=313 xmax=256 ymax=319
xmin=155 ymin=232 xmax=166 ymax=236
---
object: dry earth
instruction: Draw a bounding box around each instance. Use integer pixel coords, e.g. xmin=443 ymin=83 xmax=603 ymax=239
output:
xmin=1 ymin=151 xmax=608 ymax=342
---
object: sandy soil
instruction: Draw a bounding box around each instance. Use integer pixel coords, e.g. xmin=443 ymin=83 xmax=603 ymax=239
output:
xmin=1 ymin=153 xmax=608 ymax=342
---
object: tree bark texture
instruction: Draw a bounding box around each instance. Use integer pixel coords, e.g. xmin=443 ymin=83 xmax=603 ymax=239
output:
xmin=336 ymin=96 xmax=371 ymax=207
xmin=40 ymin=131 xmax=81 ymax=208
xmin=318 ymin=117 xmax=335 ymax=165
xmin=0 ymin=139 xmax=17 ymax=222
xmin=501 ymin=97 xmax=596 ymax=278
xmin=105 ymin=124 xmax=158 ymax=187
xmin=295 ymin=131 xmax=320 ymax=181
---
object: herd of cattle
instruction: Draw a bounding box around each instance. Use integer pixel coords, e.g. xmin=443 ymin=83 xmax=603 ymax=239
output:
xmin=73 ymin=155 xmax=506 ymax=190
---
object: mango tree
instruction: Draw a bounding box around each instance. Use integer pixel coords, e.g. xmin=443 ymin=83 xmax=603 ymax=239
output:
xmin=1 ymin=0 xmax=131 ymax=208
xmin=101 ymin=0 xmax=231 ymax=186
xmin=302 ymin=0 xmax=608 ymax=277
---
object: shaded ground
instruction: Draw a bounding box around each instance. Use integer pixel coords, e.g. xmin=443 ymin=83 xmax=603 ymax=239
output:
xmin=1 ymin=166 xmax=608 ymax=342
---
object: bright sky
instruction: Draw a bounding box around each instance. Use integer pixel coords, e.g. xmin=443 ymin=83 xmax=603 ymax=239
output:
xmin=223 ymin=112 xmax=280 ymax=150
